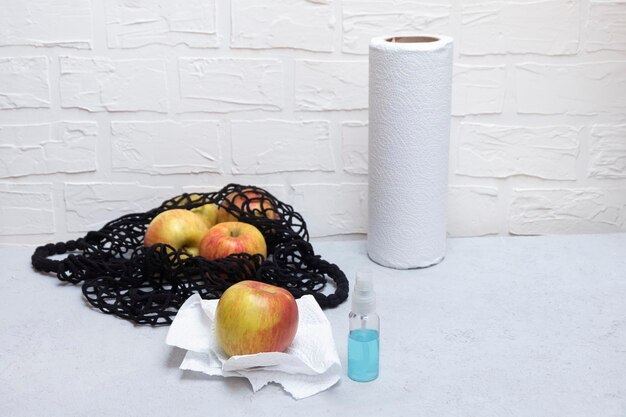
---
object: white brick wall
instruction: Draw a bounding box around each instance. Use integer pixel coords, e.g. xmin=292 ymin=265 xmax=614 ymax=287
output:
xmin=295 ymin=60 xmax=368 ymax=111
xmin=0 ymin=57 xmax=50 ymax=109
xmin=341 ymin=122 xmax=368 ymax=175
xmin=1 ymin=0 xmax=625 ymax=244
xmin=452 ymin=65 xmax=506 ymax=116
xmin=515 ymin=61 xmax=626 ymax=115
xmin=586 ymin=1 xmax=626 ymax=52
xmin=177 ymin=58 xmax=283 ymax=112
xmin=65 ymin=183 xmax=175 ymax=232
xmin=231 ymin=120 xmax=334 ymax=174
xmin=231 ymin=0 xmax=335 ymax=52
xmin=111 ymin=120 xmax=222 ymax=174
xmin=0 ymin=183 xmax=55 ymax=235
xmin=290 ymin=183 xmax=368 ymax=237
xmin=510 ymin=188 xmax=626 ymax=235
xmin=59 ymin=57 xmax=169 ymax=112
xmin=0 ymin=0 xmax=92 ymax=49
xmin=104 ymin=0 xmax=218 ymax=49
xmin=457 ymin=123 xmax=580 ymax=180
xmin=342 ymin=1 xmax=451 ymax=54
xmin=0 ymin=122 xmax=97 ymax=177
xmin=589 ymin=124 xmax=626 ymax=179
xmin=448 ymin=186 xmax=499 ymax=237
xmin=460 ymin=0 xmax=580 ymax=56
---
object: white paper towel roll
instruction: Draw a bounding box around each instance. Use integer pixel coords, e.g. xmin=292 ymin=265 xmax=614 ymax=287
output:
xmin=367 ymin=35 xmax=453 ymax=269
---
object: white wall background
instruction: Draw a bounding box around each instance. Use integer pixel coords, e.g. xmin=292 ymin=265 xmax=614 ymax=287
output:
xmin=0 ymin=0 xmax=625 ymax=245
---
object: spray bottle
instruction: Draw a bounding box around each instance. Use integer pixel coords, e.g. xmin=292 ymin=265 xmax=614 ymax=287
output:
xmin=347 ymin=270 xmax=380 ymax=382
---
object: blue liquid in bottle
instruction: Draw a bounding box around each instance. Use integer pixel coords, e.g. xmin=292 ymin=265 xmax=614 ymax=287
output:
xmin=348 ymin=328 xmax=379 ymax=382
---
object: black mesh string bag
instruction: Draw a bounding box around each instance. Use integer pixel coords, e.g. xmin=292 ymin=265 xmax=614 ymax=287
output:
xmin=31 ymin=184 xmax=349 ymax=326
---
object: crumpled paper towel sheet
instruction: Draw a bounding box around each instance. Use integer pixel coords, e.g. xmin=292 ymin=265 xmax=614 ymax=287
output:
xmin=166 ymin=293 xmax=342 ymax=399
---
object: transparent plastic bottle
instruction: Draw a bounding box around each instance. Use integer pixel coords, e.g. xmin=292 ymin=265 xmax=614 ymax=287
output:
xmin=348 ymin=270 xmax=380 ymax=382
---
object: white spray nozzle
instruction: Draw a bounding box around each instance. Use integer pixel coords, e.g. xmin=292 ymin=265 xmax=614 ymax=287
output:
xmin=352 ymin=270 xmax=376 ymax=315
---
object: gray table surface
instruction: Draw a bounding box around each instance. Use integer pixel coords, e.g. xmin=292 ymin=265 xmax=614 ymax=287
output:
xmin=2 ymin=234 xmax=626 ymax=417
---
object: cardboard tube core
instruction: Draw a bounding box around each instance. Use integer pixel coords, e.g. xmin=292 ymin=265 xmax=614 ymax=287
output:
xmin=386 ymin=36 xmax=439 ymax=43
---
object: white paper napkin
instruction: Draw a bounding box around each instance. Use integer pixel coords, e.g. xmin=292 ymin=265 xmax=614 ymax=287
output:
xmin=166 ymin=293 xmax=342 ymax=399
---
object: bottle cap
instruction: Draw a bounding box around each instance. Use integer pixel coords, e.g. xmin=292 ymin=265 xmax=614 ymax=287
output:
xmin=352 ymin=270 xmax=376 ymax=315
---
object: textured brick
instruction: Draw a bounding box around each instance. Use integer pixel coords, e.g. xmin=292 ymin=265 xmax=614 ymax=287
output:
xmin=510 ymin=188 xmax=626 ymax=235
xmin=457 ymin=123 xmax=579 ymax=180
xmin=231 ymin=0 xmax=334 ymax=52
xmin=65 ymin=183 xmax=175 ymax=232
xmin=452 ymin=65 xmax=506 ymax=116
xmin=516 ymin=62 xmax=626 ymax=115
xmin=295 ymin=60 xmax=368 ymax=111
xmin=2 ymin=0 xmax=624 ymax=242
xmin=342 ymin=122 xmax=368 ymax=175
xmin=111 ymin=121 xmax=221 ymax=174
xmin=461 ymin=0 xmax=580 ymax=55
xmin=586 ymin=1 xmax=626 ymax=52
xmin=0 ymin=57 xmax=50 ymax=110
xmin=290 ymin=183 xmax=367 ymax=237
xmin=178 ymin=58 xmax=283 ymax=112
xmin=181 ymin=185 xmax=221 ymax=194
xmin=0 ymin=0 xmax=92 ymax=49
xmin=59 ymin=57 xmax=168 ymax=112
xmin=251 ymin=184 xmax=290 ymax=203
xmin=231 ymin=120 xmax=334 ymax=174
xmin=342 ymin=0 xmax=451 ymax=54
xmin=105 ymin=0 xmax=217 ymax=48
xmin=0 ymin=122 xmax=97 ymax=178
xmin=0 ymin=183 xmax=54 ymax=235
xmin=589 ymin=124 xmax=626 ymax=179
xmin=448 ymin=186 xmax=499 ymax=237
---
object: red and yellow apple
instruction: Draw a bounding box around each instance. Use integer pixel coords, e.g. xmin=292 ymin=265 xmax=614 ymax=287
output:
xmin=217 ymin=188 xmax=279 ymax=223
xmin=199 ymin=222 xmax=267 ymax=261
xmin=215 ymin=280 xmax=299 ymax=356
xmin=144 ymin=209 xmax=210 ymax=256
